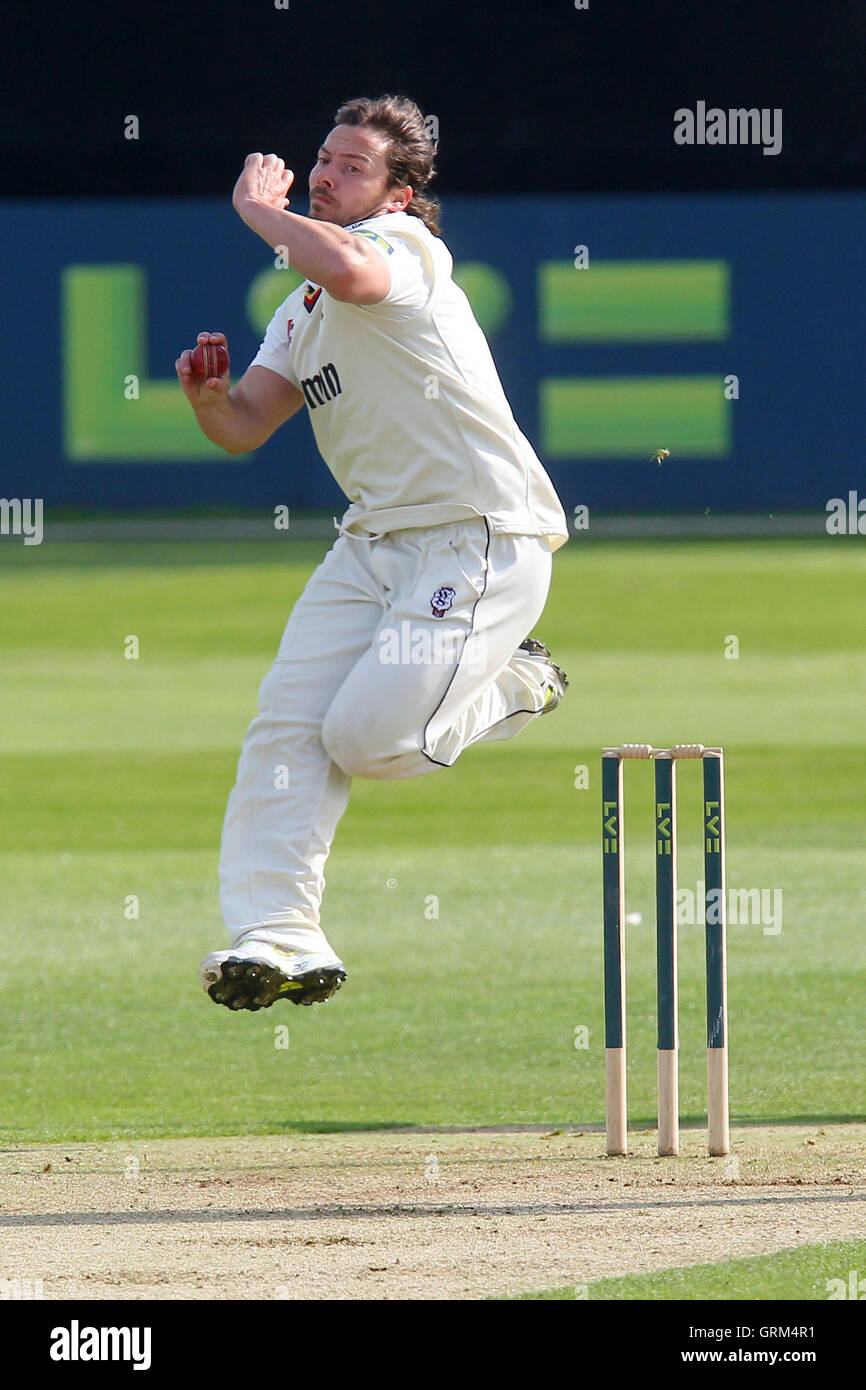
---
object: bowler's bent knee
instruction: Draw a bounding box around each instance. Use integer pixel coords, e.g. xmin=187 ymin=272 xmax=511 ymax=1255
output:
xmin=320 ymin=702 xmax=428 ymax=780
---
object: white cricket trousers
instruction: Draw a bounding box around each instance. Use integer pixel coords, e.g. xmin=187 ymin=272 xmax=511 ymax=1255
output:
xmin=218 ymin=517 xmax=553 ymax=952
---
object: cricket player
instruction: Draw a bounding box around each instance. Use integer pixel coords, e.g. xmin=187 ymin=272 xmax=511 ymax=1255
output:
xmin=176 ymin=95 xmax=569 ymax=1012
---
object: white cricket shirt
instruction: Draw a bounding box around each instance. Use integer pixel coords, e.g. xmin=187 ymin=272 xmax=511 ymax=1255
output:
xmin=252 ymin=210 xmax=569 ymax=550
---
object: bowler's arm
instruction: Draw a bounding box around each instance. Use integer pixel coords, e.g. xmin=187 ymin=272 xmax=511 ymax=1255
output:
xmin=195 ymin=365 xmax=305 ymax=455
xmin=177 ymin=332 xmax=305 ymax=454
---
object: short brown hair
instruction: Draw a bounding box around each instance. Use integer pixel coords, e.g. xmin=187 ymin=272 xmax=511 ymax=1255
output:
xmin=332 ymin=94 xmax=441 ymax=235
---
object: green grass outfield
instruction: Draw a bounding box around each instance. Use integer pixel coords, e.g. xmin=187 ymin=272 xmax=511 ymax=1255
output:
xmin=512 ymin=1239 xmax=866 ymax=1300
xmin=1 ymin=536 xmax=864 ymax=1142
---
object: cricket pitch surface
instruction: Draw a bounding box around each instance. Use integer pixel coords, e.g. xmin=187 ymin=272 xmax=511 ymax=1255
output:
xmin=1 ymin=1124 xmax=864 ymax=1300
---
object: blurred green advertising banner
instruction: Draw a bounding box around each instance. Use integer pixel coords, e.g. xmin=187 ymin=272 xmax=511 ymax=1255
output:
xmin=1 ymin=194 xmax=861 ymax=513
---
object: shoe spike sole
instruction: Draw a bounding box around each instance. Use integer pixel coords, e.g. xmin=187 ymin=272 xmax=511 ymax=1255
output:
xmin=207 ymin=958 xmax=347 ymax=1011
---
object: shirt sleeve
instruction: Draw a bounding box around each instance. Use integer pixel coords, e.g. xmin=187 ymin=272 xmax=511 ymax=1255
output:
xmin=351 ymin=227 xmax=433 ymax=321
xmin=250 ymin=294 xmax=300 ymax=386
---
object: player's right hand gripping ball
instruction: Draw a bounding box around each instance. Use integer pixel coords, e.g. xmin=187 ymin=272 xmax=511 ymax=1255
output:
xmin=190 ymin=342 xmax=229 ymax=379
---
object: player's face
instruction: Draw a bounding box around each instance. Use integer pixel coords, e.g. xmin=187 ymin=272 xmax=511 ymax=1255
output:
xmin=309 ymin=125 xmax=412 ymax=226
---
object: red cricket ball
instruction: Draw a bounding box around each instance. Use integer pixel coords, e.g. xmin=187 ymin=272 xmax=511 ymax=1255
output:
xmin=190 ymin=342 xmax=229 ymax=379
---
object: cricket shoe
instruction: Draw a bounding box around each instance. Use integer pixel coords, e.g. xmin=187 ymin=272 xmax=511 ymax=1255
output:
xmin=517 ymin=637 xmax=569 ymax=713
xmin=199 ymin=937 xmax=347 ymax=1011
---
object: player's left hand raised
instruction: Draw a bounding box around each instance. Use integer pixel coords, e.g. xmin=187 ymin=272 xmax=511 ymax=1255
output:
xmin=233 ymin=152 xmax=294 ymax=217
